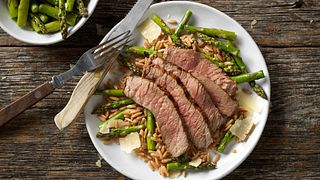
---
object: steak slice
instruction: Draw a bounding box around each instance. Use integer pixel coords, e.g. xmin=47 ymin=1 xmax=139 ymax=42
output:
xmin=192 ymin=73 xmax=238 ymax=117
xmin=123 ymin=76 xmax=190 ymax=157
xmin=165 ymin=47 xmax=237 ymax=96
xmin=143 ymin=65 xmax=213 ymax=149
xmin=152 ymin=58 xmax=226 ymax=139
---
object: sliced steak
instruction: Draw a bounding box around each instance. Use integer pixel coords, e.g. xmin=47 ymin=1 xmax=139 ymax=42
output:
xmin=192 ymin=72 xmax=238 ymax=117
xmin=152 ymin=58 xmax=226 ymax=138
xmin=143 ymin=65 xmax=213 ymax=149
xmin=165 ymin=47 xmax=237 ymax=96
xmin=123 ymin=76 xmax=190 ymax=157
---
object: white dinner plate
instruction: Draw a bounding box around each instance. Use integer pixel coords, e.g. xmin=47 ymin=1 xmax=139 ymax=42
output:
xmin=84 ymin=1 xmax=270 ymax=179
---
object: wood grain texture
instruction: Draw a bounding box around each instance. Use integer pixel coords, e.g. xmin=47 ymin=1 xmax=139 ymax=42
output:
xmin=0 ymin=81 xmax=55 ymax=127
xmin=0 ymin=0 xmax=319 ymax=179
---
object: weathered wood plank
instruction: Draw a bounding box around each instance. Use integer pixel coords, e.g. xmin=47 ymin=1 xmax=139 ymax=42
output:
xmin=0 ymin=46 xmax=319 ymax=179
xmin=0 ymin=0 xmax=319 ymax=47
xmin=0 ymin=0 xmax=319 ymax=179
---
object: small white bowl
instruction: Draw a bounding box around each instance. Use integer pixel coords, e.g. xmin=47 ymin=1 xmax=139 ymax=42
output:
xmin=0 ymin=0 xmax=99 ymax=45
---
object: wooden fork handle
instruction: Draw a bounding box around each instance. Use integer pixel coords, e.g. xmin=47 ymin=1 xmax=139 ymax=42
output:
xmin=0 ymin=81 xmax=55 ymax=127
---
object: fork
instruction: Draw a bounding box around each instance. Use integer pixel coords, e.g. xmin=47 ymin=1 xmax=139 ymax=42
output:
xmin=0 ymin=31 xmax=132 ymax=127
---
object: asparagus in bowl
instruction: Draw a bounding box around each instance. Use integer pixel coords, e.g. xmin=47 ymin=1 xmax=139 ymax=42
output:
xmin=7 ymin=0 xmax=88 ymax=39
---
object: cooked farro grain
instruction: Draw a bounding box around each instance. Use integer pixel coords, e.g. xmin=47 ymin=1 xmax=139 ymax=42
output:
xmin=124 ymin=114 xmax=130 ymax=118
xmin=99 ymin=115 xmax=106 ymax=121
xmin=226 ymin=118 xmax=235 ymax=128
xmin=128 ymin=109 xmax=140 ymax=115
xmin=126 ymin=104 xmax=136 ymax=109
xmin=131 ymin=111 xmax=143 ymax=119
xmin=109 ymin=96 xmax=120 ymax=101
xmin=211 ymin=154 xmax=221 ymax=165
xmin=224 ymin=61 xmax=234 ymax=66
xmin=104 ymin=111 xmax=109 ymax=118
xmin=135 ymin=62 xmax=145 ymax=68
xmin=167 ymin=19 xmax=177 ymax=24
xmin=144 ymin=39 xmax=152 ymax=48
xmin=102 ymin=139 xmax=111 ymax=145
xmin=141 ymin=117 xmax=146 ymax=124
xmin=148 ymin=161 xmax=156 ymax=171
xmin=225 ymin=121 xmax=233 ymax=132
xmin=119 ymin=106 xmax=127 ymax=111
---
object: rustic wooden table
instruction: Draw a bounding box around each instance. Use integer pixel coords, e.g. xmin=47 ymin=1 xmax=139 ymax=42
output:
xmin=0 ymin=0 xmax=319 ymax=179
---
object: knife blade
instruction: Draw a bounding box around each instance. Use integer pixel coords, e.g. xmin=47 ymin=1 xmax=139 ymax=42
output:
xmin=54 ymin=0 xmax=153 ymax=129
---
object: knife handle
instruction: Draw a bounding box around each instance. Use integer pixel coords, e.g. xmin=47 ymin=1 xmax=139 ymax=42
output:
xmin=54 ymin=71 xmax=101 ymax=130
xmin=0 ymin=81 xmax=55 ymax=127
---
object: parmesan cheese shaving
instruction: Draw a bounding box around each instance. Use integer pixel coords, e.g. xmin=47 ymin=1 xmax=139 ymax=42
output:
xmin=107 ymin=119 xmax=129 ymax=129
xmin=119 ymin=132 xmax=141 ymax=153
xmin=230 ymin=117 xmax=254 ymax=141
xmin=237 ymin=89 xmax=262 ymax=113
xmin=99 ymin=122 xmax=110 ymax=134
xmin=138 ymin=18 xmax=162 ymax=43
xmin=189 ymin=157 xmax=202 ymax=167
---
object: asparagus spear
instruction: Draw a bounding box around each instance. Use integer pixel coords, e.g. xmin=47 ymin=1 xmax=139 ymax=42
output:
xmin=152 ymin=15 xmax=184 ymax=47
xmin=30 ymin=19 xmax=41 ymax=33
xmin=96 ymin=124 xmax=146 ymax=140
xmin=95 ymin=89 xmax=125 ymax=97
xmin=7 ymin=0 xmax=19 ymax=19
xmin=58 ymin=0 xmax=68 ymax=39
xmin=93 ymin=98 xmax=135 ymax=114
xmin=125 ymin=46 xmax=158 ymax=57
xmin=183 ymin=25 xmax=236 ymax=41
xmin=146 ymin=111 xmax=156 ymax=151
xmin=45 ymin=0 xmax=58 ymax=6
xmin=175 ymin=10 xmax=192 ymax=36
xmin=233 ymin=56 xmax=268 ymax=99
xmin=39 ymin=14 xmax=49 ymax=23
xmin=230 ymin=70 xmax=265 ymax=84
xmin=98 ymin=109 xmax=131 ymax=129
xmin=45 ymin=20 xmax=61 ymax=33
xmin=166 ymin=162 xmax=215 ymax=171
xmin=66 ymin=0 xmax=76 ymax=12
xmin=217 ymin=131 xmax=234 ymax=153
xmin=30 ymin=0 xmax=39 ymax=13
xmin=202 ymin=53 xmax=241 ymax=76
xmin=197 ymin=33 xmax=240 ymax=56
xmin=39 ymin=4 xmax=78 ymax=25
xmin=76 ymin=0 xmax=88 ymax=17
xmin=17 ymin=0 xmax=30 ymax=27
xmin=30 ymin=13 xmax=47 ymax=33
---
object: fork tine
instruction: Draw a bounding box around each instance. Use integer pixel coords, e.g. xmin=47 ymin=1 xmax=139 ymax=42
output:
xmin=94 ymin=33 xmax=132 ymax=56
xmin=90 ymin=30 xmax=130 ymax=53
xmin=92 ymin=38 xmax=134 ymax=68
xmin=94 ymin=38 xmax=134 ymax=61
xmin=89 ymin=48 xmax=119 ymax=71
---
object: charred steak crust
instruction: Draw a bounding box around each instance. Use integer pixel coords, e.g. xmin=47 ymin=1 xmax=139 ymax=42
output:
xmin=152 ymin=58 xmax=226 ymax=139
xmin=143 ymin=65 xmax=213 ymax=149
xmin=165 ymin=47 xmax=237 ymax=96
xmin=123 ymin=76 xmax=190 ymax=157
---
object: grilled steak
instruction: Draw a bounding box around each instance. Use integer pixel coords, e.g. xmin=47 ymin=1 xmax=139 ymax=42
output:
xmin=143 ymin=65 xmax=213 ymax=149
xmin=123 ymin=76 xmax=190 ymax=157
xmin=152 ymin=58 xmax=226 ymax=137
xmin=192 ymin=72 xmax=238 ymax=117
xmin=165 ymin=47 xmax=237 ymax=96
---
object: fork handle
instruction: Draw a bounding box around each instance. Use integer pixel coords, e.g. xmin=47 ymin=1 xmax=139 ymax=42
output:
xmin=0 ymin=81 xmax=55 ymax=127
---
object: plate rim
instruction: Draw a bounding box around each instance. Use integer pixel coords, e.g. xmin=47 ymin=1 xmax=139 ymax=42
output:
xmin=85 ymin=1 xmax=271 ymax=179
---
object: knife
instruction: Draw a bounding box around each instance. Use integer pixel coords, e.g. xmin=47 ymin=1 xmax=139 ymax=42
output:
xmin=54 ymin=0 xmax=153 ymax=129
